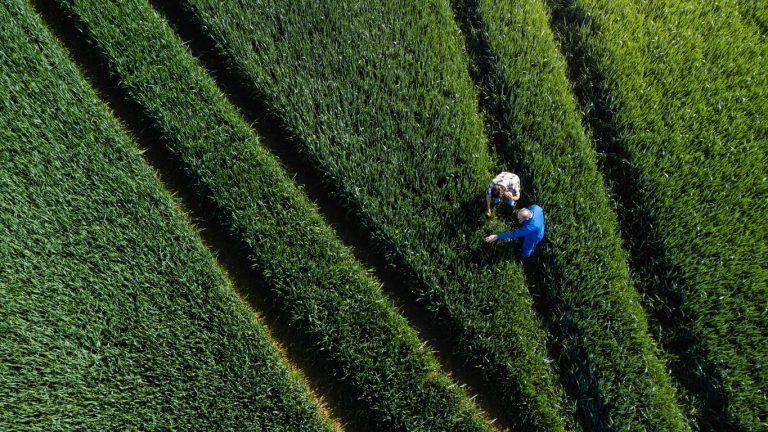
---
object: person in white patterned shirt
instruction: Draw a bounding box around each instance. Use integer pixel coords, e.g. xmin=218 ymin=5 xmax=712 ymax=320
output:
xmin=484 ymin=172 xmax=521 ymax=217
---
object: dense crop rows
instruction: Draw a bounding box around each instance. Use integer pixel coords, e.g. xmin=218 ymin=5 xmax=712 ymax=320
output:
xmin=48 ymin=0 xmax=496 ymax=430
xmin=547 ymin=0 xmax=768 ymax=429
xmin=177 ymin=0 xmax=576 ymax=430
xmin=452 ymin=0 xmax=690 ymax=430
xmin=6 ymin=0 xmax=762 ymax=429
xmin=0 ymin=2 xmax=331 ymax=430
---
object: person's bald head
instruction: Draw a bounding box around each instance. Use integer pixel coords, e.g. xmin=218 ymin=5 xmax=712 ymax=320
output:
xmin=517 ymin=208 xmax=532 ymax=223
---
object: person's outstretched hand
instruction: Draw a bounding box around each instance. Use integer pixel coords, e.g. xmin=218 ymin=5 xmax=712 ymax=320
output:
xmin=485 ymin=234 xmax=498 ymax=243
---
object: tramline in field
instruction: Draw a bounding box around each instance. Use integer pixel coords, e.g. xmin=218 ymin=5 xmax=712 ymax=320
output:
xmin=547 ymin=0 xmax=768 ymax=429
xmin=47 ymin=0 xmax=496 ymax=430
xmin=452 ymin=0 xmax=691 ymax=430
xmin=0 ymin=2 xmax=331 ymax=430
xmin=4 ymin=0 xmax=764 ymax=429
xmin=175 ymin=0 xmax=574 ymax=430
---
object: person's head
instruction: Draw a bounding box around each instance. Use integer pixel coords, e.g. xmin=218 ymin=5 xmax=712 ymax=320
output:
xmin=491 ymin=183 xmax=506 ymax=199
xmin=517 ymin=208 xmax=532 ymax=224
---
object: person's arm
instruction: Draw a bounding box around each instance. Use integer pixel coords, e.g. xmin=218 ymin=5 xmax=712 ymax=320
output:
xmin=485 ymin=224 xmax=532 ymax=243
xmin=503 ymin=190 xmax=520 ymax=203
xmin=497 ymin=224 xmax=533 ymax=241
xmin=484 ymin=181 xmax=495 ymax=216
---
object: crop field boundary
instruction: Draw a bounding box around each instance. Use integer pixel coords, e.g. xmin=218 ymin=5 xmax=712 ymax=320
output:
xmin=449 ymin=0 xmax=604 ymax=429
xmin=544 ymin=0 xmax=735 ymax=429
xmin=32 ymin=0 xmax=507 ymax=428
xmin=28 ymin=1 xmax=348 ymax=429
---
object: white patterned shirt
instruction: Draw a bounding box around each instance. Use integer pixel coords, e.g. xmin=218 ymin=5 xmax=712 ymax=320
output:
xmin=486 ymin=172 xmax=521 ymax=196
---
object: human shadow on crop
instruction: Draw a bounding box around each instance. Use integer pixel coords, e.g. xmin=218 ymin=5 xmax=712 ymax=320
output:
xmin=544 ymin=1 xmax=735 ymax=430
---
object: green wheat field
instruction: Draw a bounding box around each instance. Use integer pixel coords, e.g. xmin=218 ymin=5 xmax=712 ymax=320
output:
xmin=1 ymin=0 xmax=765 ymax=431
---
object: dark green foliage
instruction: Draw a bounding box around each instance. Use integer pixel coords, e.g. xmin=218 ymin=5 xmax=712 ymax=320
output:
xmin=0 ymin=2 xmax=332 ymax=431
xmin=178 ymin=0 xmax=572 ymax=430
xmin=735 ymin=0 xmax=768 ymax=35
xmin=451 ymin=0 xmax=691 ymax=430
xmin=49 ymin=0 xmax=496 ymax=430
xmin=546 ymin=0 xmax=768 ymax=429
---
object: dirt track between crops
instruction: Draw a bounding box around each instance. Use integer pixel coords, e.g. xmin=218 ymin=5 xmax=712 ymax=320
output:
xmin=33 ymin=0 xmax=515 ymax=429
xmin=149 ymin=3 xmax=518 ymax=429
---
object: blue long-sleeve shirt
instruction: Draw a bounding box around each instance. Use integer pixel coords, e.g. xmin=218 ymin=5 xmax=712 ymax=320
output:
xmin=497 ymin=204 xmax=544 ymax=257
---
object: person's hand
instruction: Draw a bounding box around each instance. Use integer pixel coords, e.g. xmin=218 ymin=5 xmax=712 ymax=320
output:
xmin=484 ymin=209 xmax=492 ymax=218
xmin=485 ymin=234 xmax=498 ymax=243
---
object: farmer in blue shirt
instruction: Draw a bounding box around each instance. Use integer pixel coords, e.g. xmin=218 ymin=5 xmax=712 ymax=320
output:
xmin=485 ymin=205 xmax=545 ymax=258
